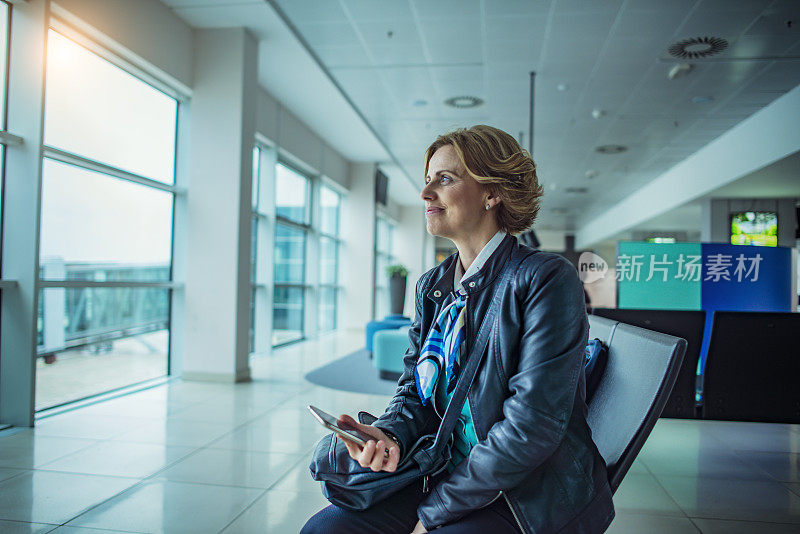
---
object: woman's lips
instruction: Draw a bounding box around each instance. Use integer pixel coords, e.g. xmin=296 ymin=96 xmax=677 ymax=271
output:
xmin=426 ymin=207 xmax=444 ymax=216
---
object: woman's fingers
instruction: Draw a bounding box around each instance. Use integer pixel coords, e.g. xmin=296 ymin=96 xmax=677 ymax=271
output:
xmin=358 ymin=439 xmax=376 ymax=468
xmin=384 ymin=444 xmax=400 ymax=472
xmin=369 ymin=441 xmax=386 ymax=471
xmin=336 ymin=413 xmax=399 ymax=472
xmin=341 ymin=435 xmax=362 ymax=460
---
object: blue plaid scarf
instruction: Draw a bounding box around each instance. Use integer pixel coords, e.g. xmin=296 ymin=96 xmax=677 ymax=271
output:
xmin=414 ymin=294 xmax=467 ymax=406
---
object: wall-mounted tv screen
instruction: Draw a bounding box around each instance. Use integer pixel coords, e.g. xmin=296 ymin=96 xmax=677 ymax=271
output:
xmin=730 ymin=211 xmax=777 ymax=247
xmin=375 ymin=169 xmax=388 ymax=206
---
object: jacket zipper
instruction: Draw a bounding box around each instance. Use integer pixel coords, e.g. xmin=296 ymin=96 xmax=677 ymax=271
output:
xmin=461 ymin=286 xmax=524 ymax=533
xmin=502 ymin=492 xmax=526 ymax=532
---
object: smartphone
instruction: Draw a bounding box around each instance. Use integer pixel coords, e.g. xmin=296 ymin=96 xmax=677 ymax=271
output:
xmin=308 ymin=405 xmax=389 ymax=458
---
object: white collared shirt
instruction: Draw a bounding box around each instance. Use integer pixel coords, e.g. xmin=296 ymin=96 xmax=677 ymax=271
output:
xmin=454 ymin=229 xmax=508 ymax=295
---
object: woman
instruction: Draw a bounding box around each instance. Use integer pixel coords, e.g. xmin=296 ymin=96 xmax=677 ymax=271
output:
xmin=302 ymin=125 xmax=615 ymax=533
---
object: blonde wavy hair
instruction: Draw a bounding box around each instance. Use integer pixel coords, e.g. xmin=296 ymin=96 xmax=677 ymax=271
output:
xmin=424 ymin=125 xmax=544 ymax=235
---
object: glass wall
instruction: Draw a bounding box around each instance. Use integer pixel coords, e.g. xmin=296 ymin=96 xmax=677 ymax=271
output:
xmin=0 ymin=1 xmax=10 ymax=255
xmin=374 ymin=213 xmax=397 ymax=319
xmin=273 ymin=162 xmax=309 ymax=345
xmin=318 ymin=185 xmax=341 ymax=333
xmin=37 ymin=29 xmax=177 ymax=410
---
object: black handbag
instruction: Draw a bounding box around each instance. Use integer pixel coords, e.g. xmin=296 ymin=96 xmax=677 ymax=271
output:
xmin=308 ymin=248 xmax=528 ymax=511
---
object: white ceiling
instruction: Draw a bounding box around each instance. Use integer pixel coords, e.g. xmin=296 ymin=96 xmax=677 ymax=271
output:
xmin=161 ymin=0 xmax=800 ymax=235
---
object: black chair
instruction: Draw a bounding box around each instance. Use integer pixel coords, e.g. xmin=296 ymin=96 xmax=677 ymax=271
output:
xmin=702 ymin=311 xmax=800 ymax=424
xmin=587 ymin=323 xmax=687 ymax=492
xmin=592 ymin=308 xmax=704 ymax=418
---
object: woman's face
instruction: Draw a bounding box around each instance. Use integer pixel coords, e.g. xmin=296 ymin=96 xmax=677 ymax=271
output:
xmin=421 ymin=144 xmax=490 ymax=240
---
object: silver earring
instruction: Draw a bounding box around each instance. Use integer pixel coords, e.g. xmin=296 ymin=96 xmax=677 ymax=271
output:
xmin=485 ymin=204 xmax=490 ymax=210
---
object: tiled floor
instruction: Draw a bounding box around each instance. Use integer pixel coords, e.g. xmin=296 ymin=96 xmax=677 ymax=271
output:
xmin=1 ymin=330 xmax=799 ymax=533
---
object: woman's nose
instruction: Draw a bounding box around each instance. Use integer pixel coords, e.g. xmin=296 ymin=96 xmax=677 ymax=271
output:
xmin=420 ymin=182 xmax=435 ymax=201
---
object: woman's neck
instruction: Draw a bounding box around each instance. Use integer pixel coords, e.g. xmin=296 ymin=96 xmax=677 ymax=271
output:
xmin=453 ymin=224 xmax=501 ymax=274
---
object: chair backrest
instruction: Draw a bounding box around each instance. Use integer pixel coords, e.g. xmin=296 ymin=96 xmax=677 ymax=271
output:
xmin=587 ymin=322 xmax=687 ymax=492
xmin=592 ymin=308 xmax=705 ymax=418
xmin=703 ymin=311 xmax=800 ymax=424
xmin=588 ymin=314 xmax=617 ymax=347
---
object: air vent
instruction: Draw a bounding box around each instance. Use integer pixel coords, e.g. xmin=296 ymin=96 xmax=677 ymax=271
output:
xmin=444 ymin=96 xmax=484 ymax=109
xmin=565 ymin=187 xmax=588 ymax=194
xmin=595 ymin=144 xmax=627 ymax=155
xmin=668 ymin=37 xmax=728 ymax=59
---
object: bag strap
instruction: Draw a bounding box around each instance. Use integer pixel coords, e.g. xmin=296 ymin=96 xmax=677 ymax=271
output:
xmin=431 ymin=246 xmax=531 ymax=451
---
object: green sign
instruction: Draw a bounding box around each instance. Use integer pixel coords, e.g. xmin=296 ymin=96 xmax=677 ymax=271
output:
xmin=616 ymin=242 xmax=702 ymax=310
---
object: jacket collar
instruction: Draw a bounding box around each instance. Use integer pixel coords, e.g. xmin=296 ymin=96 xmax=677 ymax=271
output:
xmin=426 ymin=233 xmax=518 ymax=304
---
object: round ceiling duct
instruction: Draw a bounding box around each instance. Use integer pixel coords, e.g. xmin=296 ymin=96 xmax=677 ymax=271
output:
xmin=668 ymin=37 xmax=728 ymax=59
xmin=444 ymin=96 xmax=484 ymax=109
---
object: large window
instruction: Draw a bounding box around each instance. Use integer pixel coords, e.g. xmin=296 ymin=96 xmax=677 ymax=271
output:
xmin=250 ymin=152 xmax=342 ymax=350
xmin=318 ymin=185 xmax=341 ymax=333
xmin=0 ymin=1 xmax=11 ymax=252
xmin=273 ymin=162 xmax=310 ymax=346
xmin=374 ymin=213 xmax=397 ymax=319
xmin=36 ymin=29 xmax=178 ymax=410
xmin=0 ymin=1 xmax=11 ymax=427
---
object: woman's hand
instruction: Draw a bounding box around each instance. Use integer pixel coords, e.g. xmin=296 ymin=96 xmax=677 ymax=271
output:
xmin=410 ymin=519 xmax=428 ymax=533
xmin=337 ymin=414 xmax=401 ymax=472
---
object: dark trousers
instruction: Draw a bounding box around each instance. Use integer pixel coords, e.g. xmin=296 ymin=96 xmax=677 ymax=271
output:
xmin=300 ymin=475 xmax=522 ymax=534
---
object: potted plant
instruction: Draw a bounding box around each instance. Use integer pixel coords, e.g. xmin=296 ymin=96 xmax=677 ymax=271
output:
xmin=386 ymin=264 xmax=409 ymax=316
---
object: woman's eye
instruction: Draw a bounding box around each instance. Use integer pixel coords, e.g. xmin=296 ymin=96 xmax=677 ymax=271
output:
xmin=440 ymin=175 xmax=452 ymax=184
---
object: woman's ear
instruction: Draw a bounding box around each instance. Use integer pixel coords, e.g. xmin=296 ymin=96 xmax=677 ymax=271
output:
xmin=486 ymin=194 xmax=502 ymax=209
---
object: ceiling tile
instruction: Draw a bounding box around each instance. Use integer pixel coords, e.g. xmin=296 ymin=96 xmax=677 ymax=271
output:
xmin=356 ymin=19 xmax=421 ymax=48
xmin=676 ymin=10 xmax=764 ymax=43
xmin=298 ymin=21 xmax=362 ymax=48
xmin=341 ymin=0 xmax=416 ymax=22
xmin=412 ymin=0 xmax=481 ymax=20
xmin=484 ymin=0 xmax=553 ymax=18
xmin=315 ymin=45 xmax=372 ymax=67
xmin=485 ymin=15 xmax=548 ymax=43
xmin=420 ymin=20 xmax=484 ymax=63
xmin=485 ymin=41 xmax=542 ymax=67
xmin=728 ymin=34 xmax=800 ymax=57
xmin=378 ymin=67 xmax=437 ymax=103
xmin=556 ymin=0 xmax=624 ymax=13
xmin=370 ymin=44 xmax=427 ymax=65
xmin=274 ymin=0 xmax=349 ymax=24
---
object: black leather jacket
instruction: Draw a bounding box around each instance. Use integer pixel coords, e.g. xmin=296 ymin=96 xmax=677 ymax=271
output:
xmin=373 ymin=234 xmax=615 ymax=533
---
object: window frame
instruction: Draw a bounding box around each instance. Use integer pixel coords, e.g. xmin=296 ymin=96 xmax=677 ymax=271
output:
xmin=317 ymin=182 xmax=342 ymax=333
xmin=33 ymin=20 xmax=184 ymax=412
xmin=373 ymin=211 xmax=398 ymax=320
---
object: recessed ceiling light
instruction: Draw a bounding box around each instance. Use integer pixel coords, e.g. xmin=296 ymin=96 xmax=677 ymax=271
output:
xmin=557 ymin=83 xmax=569 ymax=92
xmin=585 ymin=169 xmax=599 ymax=179
xmin=444 ymin=96 xmax=483 ymax=109
xmin=591 ymin=108 xmax=606 ymax=120
xmin=668 ymin=36 xmax=728 ymax=59
xmin=595 ymin=144 xmax=627 ymax=155
xmin=691 ymin=95 xmax=713 ymax=104
xmin=413 ymin=99 xmax=428 ymax=107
